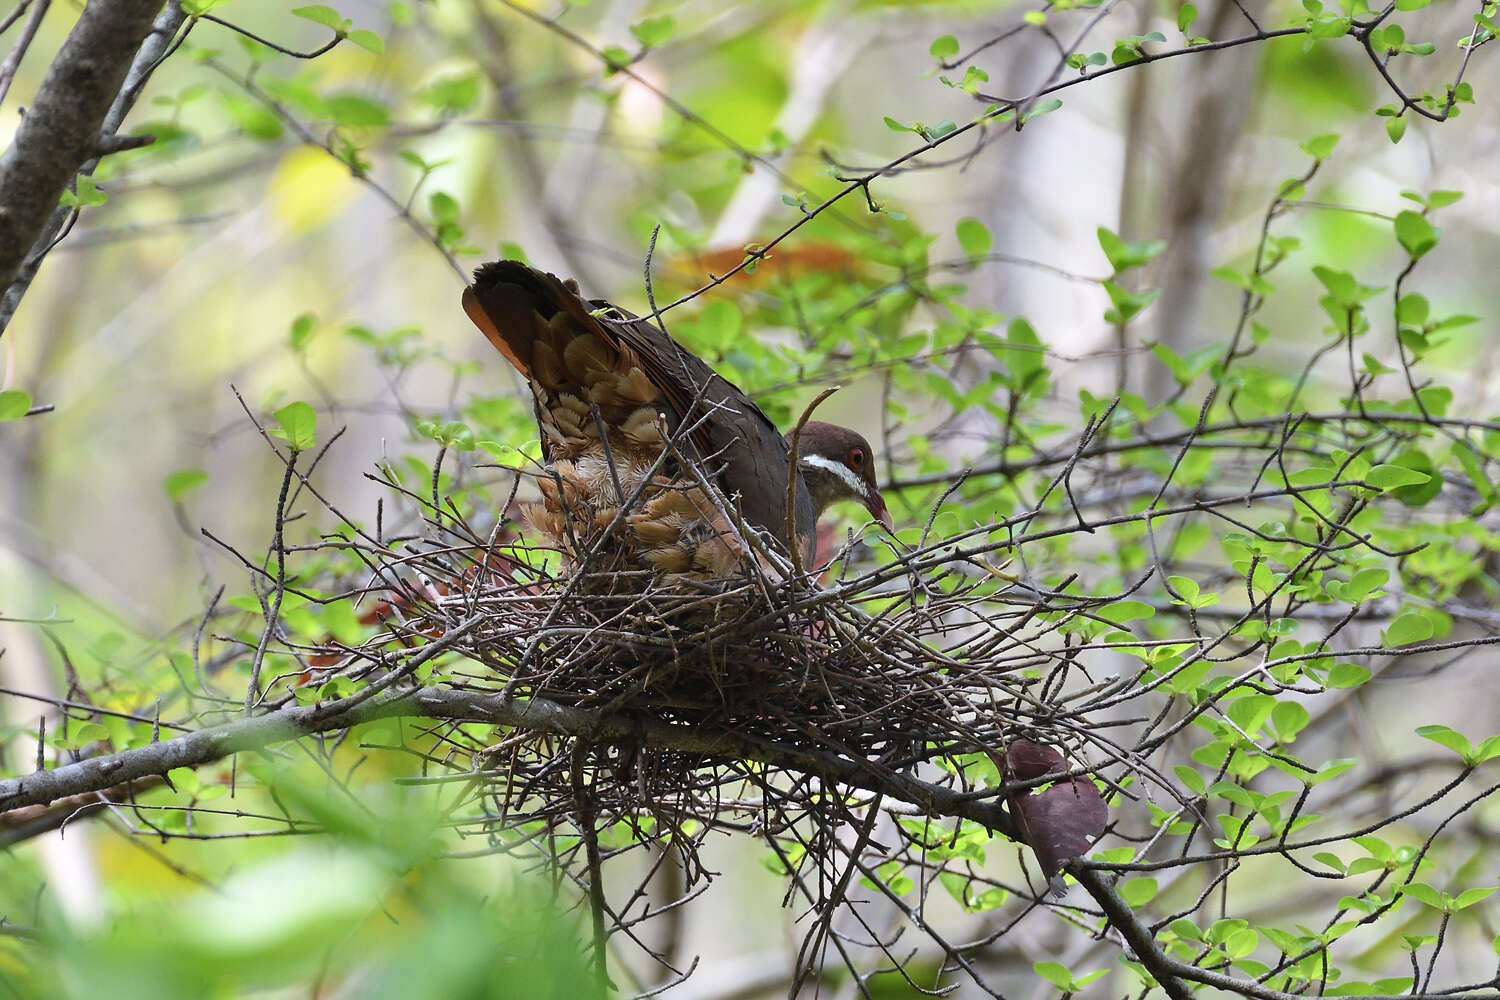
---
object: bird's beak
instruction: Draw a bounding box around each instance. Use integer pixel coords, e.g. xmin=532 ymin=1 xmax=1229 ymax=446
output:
xmin=866 ymin=493 xmax=895 ymax=533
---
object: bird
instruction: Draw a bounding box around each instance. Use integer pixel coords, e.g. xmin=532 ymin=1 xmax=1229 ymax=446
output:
xmin=460 ymin=260 xmax=893 ymax=583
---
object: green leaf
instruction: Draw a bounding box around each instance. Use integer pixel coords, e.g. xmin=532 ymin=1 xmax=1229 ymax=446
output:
xmin=1365 ymin=464 xmax=1430 ymax=490
xmin=1023 ymin=10 xmax=1047 ymax=25
xmin=1033 ymin=961 xmax=1074 ymax=990
xmin=1098 ymin=227 xmax=1166 ymax=273
xmin=1396 ymin=292 xmax=1429 ymax=325
xmin=221 ymin=92 xmax=282 ymax=140
xmin=1174 ymin=765 xmax=1205 ymax=794
xmin=1431 ymin=313 xmax=1479 ymax=332
xmin=1300 ymin=133 xmax=1340 ymax=159
xmin=1394 ymin=210 xmax=1438 ymax=257
xmin=1345 ymin=567 xmax=1389 ymax=602
xmin=1326 ymin=662 xmax=1371 ymax=688
xmin=292 ymin=4 xmax=349 ymax=31
xmin=1019 ymin=98 xmax=1062 ymax=124
xmin=1169 ymin=918 xmax=1204 ymax=941
xmin=929 ymin=34 xmax=959 ymax=60
xmin=1452 ymin=442 xmax=1496 ymax=504
xmin=180 ymin=0 xmax=235 ymax=13
xmin=1308 ymin=12 xmax=1351 ymax=37
xmin=271 ymin=401 xmax=318 ymax=451
xmin=1119 ymin=878 xmax=1158 ymax=906
xmin=956 ymin=218 xmax=992 ymax=261
xmin=1272 ymin=702 xmax=1311 ymax=742
xmin=629 ymin=14 xmax=675 ymax=47
xmin=1416 ymin=724 xmax=1472 ymax=756
xmin=1001 ymin=318 xmax=1047 ymax=387
xmin=324 ymin=94 xmax=389 ymax=127
xmin=1390 ymin=449 xmax=1442 ymax=506
xmin=1397 ymin=883 xmax=1444 ymax=908
xmin=289 ymin=312 xmax=317 ymax=352
xmin=952 ymin=65 xmax=990 ymax=93
xmin=60 ymin=175 xmax=108 ymax=208
xmin=1151 ymin=341 xmax=1217 ymax=383
xmin=1168 ymin=575 xmax=1199 ymax=602
xmin=1099 ymin=600 xmax=1154 ymax=622
xmin=1105 ymin=281 xmax=1160 ymax=325
xmin=167 ymin=766 xmax=201 ymax=794
xmin=1386 ymin=115 xmax=1407 ymax=143
xmin=1177 ymin=2 xmax=1198 ymax=31
xmin=1307 ymin=758 xmax=1357 ymax=785
xmin=1227 ymin=694 xmax=1276 ymax=736
xmin=415 ymin=73 xmax=480 ymax=115
xmin=1312 ymin=265 xmax=1358 ymax=306
xmin=0 ymin=389 xmax=32 ymax=420
xmin=430 ymin=190 xmax=460 ymax=224
xmin=1452 ymin=887 xmax=1496 ymax=910
xmin=163 ymin=469 xmax=209 ymax=503
xmin=1384 ymin=611 xmax=1434 ymax=647
xmin=1460 ymin=731 xmax=1500 ymax=766
xmin=347 ymin=28 xmax=385 ymax=54
xmin=437 ymin=420 xmax=476 ymax=451
xmin=599 ymin=44 xmax=630 ymax=72
xmin=62 ymin=722 xmax=110 ymax=749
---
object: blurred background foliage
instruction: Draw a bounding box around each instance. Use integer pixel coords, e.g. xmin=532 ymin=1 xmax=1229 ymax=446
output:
xmin=2 ymin=0 xmax=1499 ymax=995
xmin=1 ymin=744 xmax=604 ymax=1000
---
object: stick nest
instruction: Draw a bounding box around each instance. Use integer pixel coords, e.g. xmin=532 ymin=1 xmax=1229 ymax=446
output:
xmin=298 ymin=461 xmax=1082 ymax=850
xmin=354 ymin=507 xmax=1045 ymax=776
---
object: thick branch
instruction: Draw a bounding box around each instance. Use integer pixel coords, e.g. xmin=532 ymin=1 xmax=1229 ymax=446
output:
xmin=0 ymin=775 xmax=164 ymax=846
xmin=0 ymin=0 xmax=182 ymax=332
xmin=0 ymin=687 xmax=1020 ymax=845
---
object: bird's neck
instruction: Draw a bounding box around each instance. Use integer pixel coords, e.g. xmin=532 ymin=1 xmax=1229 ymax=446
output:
xmin=798 ymin=454 xmax=863 ymax=515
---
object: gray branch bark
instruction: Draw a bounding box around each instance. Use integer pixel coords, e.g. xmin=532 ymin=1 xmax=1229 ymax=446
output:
xmin=0 ymin=687 xmax=1015 ymax=836
xmin=0 ymin=0 xmax=184 ymax=335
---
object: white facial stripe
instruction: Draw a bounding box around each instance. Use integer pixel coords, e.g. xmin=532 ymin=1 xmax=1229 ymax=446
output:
xmin=800 ymin=453 xmax=868 ymax=497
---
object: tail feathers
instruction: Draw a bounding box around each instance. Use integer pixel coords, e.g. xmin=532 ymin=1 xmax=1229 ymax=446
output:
xmin=462 ymin=261 xmax=586 ymax=379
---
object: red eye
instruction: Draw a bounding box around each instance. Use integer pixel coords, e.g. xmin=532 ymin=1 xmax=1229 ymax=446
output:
xmin=847 ymin=447 xmax=865 ymax=469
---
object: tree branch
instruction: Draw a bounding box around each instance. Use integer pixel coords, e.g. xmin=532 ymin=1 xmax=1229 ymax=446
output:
xmin=0 ymin=0 xmax=185 ymax=336
xmin=0 ymin=775 xmax=164 ymax=846
xmin=0 ymin=686 xmax=1019 ymax=842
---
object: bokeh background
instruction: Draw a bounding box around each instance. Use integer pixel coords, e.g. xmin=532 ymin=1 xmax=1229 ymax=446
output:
xmin=2 ymin=0 xmax=1499 ymax=994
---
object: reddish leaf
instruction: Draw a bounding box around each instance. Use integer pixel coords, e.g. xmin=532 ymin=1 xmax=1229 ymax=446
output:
xmin=999 ymin=738 xmax=1109 ymax=876
xmin=1004 ymin=738 xmax=1066 ymax=781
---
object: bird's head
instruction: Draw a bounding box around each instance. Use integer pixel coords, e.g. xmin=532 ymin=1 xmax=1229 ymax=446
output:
xmin=791 ymin=421 xmax=895 ymax=532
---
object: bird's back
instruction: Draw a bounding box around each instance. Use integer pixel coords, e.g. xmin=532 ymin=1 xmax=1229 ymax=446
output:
xmin=462 ymin=261 xmax=815 ymax=576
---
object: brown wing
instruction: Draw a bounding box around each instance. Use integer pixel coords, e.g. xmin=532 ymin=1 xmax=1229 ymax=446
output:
xmin=595 ymin=303 xmax=813 ymax=553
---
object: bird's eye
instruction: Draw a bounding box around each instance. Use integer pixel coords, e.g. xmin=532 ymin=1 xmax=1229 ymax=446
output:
xmin=847 ymin=447 xmax=865 ymax=468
